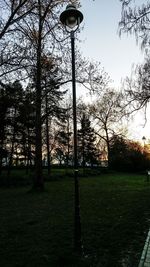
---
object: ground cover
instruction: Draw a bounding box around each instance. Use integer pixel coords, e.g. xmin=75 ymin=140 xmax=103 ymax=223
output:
xmin=0 ymin=172 xmax=150 ymax=266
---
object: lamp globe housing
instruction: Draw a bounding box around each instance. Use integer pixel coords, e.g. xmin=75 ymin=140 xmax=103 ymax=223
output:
xmin=60 ymin=4 xmax=83 ymax=29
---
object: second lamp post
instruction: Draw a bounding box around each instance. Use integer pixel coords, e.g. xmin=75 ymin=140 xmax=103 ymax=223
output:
xmin=60 ymin=4 xmax=83 ymax=254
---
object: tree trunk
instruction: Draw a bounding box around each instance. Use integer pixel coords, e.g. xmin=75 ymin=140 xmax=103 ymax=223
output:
xmin=66 ymin=115 xmax=70 ymax=173
xmin=7 ymin=108 xmax=17 ymax=178
xmin=105 ymin=126 xmax=110 ymax=167
xmin=34 ymin=2 xmax=43 ymax=190
xmin=26 ymin=126 xmax=31 ymax=174
xmin=0 ymin=126 xmax=5 ymax=175
xmin=45 ymin=92 xmax=51 ymax=175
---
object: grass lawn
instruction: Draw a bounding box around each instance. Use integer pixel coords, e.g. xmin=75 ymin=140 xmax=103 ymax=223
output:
xmin=0 ymin=171 xmax=150 ymax=266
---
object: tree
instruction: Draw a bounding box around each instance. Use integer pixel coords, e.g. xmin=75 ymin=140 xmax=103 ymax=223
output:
xmin=0 ymin=81 xmax=27 ymax=177
xmin=122 ymin=54 xmax=150 ymax=121
xmin=109 ymin=134 xmax=150 ymax=171
xmin=0 ymin=0 xmax=35 ymax=40
xmin=10 ymin=0 xmax=79 ymax=190
xmin=118 ymin=1 xmax=150 ymax=121
xmin=109 ymin=134 xmax=129 ymax=170
xmin=17 ymin=85 xmax=36 ymax=172
xmin=0 ymin=80 xmax=36 ymax=175
xmin=89 ymin=89 xmax=125 ymax=166
xmin=41 ymin=56 xmax=67 ymax=174
xmin=7 ymin=81 xmax=24 ymax=175
xmin=55 ymin=128 xmax=72 ymax=166
xmin=78 ymin=113 xmax=99 ymax=168
xmin=0 ymin=1 xmax=37 ymax=79
xmin=60 ymin=52 xmax=110 ymax=95
xmin=119 ymin=0 xmax=150 ymax=50
xmin=0 ymin=83 xmax=9 ymax=173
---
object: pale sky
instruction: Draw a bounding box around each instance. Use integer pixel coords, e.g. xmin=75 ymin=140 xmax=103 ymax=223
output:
xmin=74 ymin=0 xmax=150 ymax=141
xmin=79 ymin=0 xmax=144 ymax=87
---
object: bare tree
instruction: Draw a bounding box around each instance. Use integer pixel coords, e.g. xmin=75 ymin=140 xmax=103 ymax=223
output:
xmin=60 ymin=50 xmax=110 ymax=95
xmin=119 ymin=0 xmax=150 ymax=50
xmin=89 ymin=89 xmax=125 ymax=165
xmin=0 ymin=1 xmax=36 ymax=79
xmin=0 ymin=0 xmax=35 ymax=39
xmin=123 ymin=56 xmax=150 ymax=118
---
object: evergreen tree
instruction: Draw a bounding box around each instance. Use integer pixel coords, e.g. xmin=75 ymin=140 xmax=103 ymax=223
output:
xmin=41 ymin=55 xmax=67 ymax=174
xmin=55 ymin=128 xmax=72 ymax=166
xmin=17 ymin=85 xmax=36 ymax=171
xmin=78 ymin=113 xmax=99 ymax=168
xmin=54 ymin=96 xmax=73 ymax=168
xmin=0 ymin=83 xmax=9 ymax=173
xmin=0 ymin=81 xmax=25 ymax=175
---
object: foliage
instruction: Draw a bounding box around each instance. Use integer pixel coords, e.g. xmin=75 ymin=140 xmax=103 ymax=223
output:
xmin=78 ymin=113 xmax=99 ymax=167
xmin=0 ymin=81 xmax=36 ymax=173
xmin=55 ymin=129 xmax=72 ymax=165
xmin=109 ymin=134 xmax=150 ymax=171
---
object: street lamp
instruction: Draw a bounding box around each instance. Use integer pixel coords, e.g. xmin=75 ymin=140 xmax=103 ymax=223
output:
xmin=60 ymin=4 xmax=83 ymax=254
xmin=142 ymin=136 xmax=146 ymax=147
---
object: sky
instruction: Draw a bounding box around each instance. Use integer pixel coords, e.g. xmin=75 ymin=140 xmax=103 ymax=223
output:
xmin=79 ymin=0 xmax=144 ymax=87
xmin=76 ymin=0 xmax=150 ymax=142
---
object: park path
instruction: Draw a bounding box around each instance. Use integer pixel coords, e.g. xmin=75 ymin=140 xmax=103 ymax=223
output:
xmin=138 ymin=229 xmax=150 ymax=267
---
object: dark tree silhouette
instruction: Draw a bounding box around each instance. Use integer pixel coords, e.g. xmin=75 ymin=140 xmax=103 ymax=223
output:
xmin=109 ymin=134 xmax=150 ymax=171
xmin=78 ymin=113 xmax=99 ymax=168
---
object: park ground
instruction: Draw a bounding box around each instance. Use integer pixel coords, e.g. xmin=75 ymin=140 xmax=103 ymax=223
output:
xmin=0 ymin=170 xmax=150 ymax=267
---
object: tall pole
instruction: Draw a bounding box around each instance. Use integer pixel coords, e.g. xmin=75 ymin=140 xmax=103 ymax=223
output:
xmin=71 ymin=30 xmax=82 ymax=254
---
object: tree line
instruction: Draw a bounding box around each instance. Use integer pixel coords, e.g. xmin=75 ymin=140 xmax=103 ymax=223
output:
xmin=1 ymin=78 xmax=149 ymax=178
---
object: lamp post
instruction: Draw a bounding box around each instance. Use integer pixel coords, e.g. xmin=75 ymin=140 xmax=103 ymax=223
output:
xmin=142 ymin=136 xmax=146 ymax=147
xmin=60 ymin=4 xmax=83 ymax=254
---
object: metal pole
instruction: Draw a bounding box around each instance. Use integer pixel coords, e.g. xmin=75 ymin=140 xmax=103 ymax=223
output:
xmin=70 ymin=30 xmax=82 ymax=254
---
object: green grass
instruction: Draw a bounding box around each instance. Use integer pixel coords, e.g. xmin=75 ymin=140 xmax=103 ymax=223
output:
xmin=0 ymin=172 xmax=150 ymax=266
